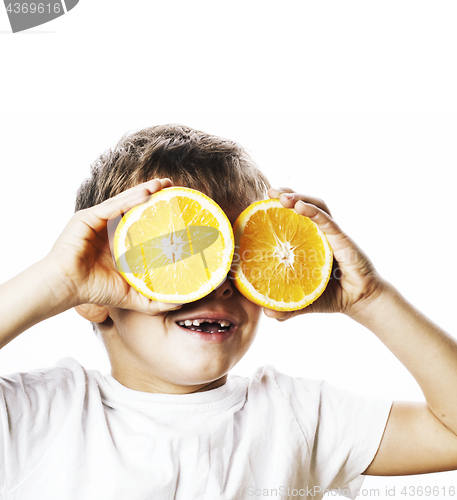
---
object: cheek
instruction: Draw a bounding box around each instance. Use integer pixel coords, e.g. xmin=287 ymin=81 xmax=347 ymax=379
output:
xmin=109 ymin=309 xmax=167 ymax=348
xmin=241 ymin=298 xmax=262 ymax=335
xmin=239 ymin=287 xmax=262 ymax=314
xmin=231 ymin=285 xmax=262 ymax=330
xmin=248 ymin=304 xmax=262 ymax=325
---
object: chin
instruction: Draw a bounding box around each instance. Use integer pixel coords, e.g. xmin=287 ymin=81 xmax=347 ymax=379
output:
xmin=174 ymin=358 xmax=232 ymax=388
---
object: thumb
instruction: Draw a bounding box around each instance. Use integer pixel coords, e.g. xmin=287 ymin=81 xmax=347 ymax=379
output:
xmin=116 ymin=288 xmax=183 ymax=316
xmin=142 ymin=300 xmax=183 ymax=316
xmin=263 ymin=308 xmax=294 ymax=322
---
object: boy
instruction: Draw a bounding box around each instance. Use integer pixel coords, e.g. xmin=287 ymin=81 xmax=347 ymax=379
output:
xmin=1 ymin=124 xmax=457 ymax=500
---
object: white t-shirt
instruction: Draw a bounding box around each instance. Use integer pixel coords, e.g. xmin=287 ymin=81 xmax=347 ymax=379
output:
xmin=0 ymin=358 xmax=392 ymax=500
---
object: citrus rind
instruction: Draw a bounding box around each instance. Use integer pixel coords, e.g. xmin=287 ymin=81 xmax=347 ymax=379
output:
xmin=231 ymin=199 xmax=333 ymax=311
xmin=113 ymin=187 xmax=235 ymax=303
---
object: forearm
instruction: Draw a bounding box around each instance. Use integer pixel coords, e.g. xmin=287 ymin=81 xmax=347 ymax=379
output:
xmin=0 ymin=258 xmax=75 ymax=349
xmin=348 ymin=281 xmax=457 ymax=434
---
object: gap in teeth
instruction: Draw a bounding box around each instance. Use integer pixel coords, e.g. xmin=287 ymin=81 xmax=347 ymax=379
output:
xmin=177 ymin=319 xmax=231 ymax=328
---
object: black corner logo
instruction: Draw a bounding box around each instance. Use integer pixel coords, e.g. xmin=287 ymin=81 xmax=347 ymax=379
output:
xmin=3 ymin=0 xmax=79 ymax=33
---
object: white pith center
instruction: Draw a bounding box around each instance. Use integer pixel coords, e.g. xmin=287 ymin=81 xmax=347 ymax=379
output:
xmin=160 ymin=233 xmax=186 ymax=263
xmin=275 ymin=240 xmax=294 ymax=266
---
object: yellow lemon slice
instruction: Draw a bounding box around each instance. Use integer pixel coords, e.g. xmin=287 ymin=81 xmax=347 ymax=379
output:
xmin=231 ymin=199 xmax=333 ymax=311
xmin=113 ymin=187 xmax=234 ymax=303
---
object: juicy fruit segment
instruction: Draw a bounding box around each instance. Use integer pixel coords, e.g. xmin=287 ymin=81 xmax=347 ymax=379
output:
xmin=113 ymin=187 xmax=234 ymax=303
xmin=232 ymin=199 xmax=333 ymax=311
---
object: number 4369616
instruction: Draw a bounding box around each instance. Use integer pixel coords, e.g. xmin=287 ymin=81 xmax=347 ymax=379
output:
xmin=400 ymin=485 xmax=455 ymax=496
xmin=5 ymin=3 xmax=61 ymax=14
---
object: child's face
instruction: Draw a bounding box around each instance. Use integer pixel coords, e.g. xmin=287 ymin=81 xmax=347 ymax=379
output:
xmin=102 ymin=206 xmax=262 ymax=394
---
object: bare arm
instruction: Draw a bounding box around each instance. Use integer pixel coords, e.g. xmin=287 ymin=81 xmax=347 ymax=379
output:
xmin=351 ymin=282 xmax=457 ymax=475
xmin=266 ymin=188 xmax=457 ymax=475
xmin=0 ymin=259 xmax=76 ymax=349
xmin=352 ymin=282 xmax=457 ymax=438
xmin=0 ymin=178 xmax=181 ymax=351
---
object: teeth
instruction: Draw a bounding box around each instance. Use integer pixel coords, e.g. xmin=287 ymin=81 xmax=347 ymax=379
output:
xmin=177 ymin=319 xmax=232 ymax=328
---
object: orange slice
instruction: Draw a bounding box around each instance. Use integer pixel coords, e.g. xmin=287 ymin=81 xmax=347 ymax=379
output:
xmin=113 ymin=187 xmax=234 ymax=303
xmin=231 ymin=199 xmax=333 ymax=311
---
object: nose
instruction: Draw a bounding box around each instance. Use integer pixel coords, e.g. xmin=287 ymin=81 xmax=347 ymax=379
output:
xmin=211 ymin=274 xmax=234 ymax=299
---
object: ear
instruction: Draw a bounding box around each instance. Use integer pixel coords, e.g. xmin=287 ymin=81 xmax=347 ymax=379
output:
xmin=74 ymin=304 xmax=110 ymax=323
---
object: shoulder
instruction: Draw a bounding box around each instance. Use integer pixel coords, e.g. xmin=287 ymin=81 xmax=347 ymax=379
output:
xmin=245 ymin=364 xmax=323 ymax=402
xmin=239 ymin=365 xmax=326 ymax=436
xmin=242 ymin=366 xmax=392 ymax=493
xmin=242 ymin=365 xmax=391 ymax=427
xmin=0 ymin=359 xmax=107 ymax=487
xmin=246 ymin=364 xmax=389 ymax=404
xmin=0 ymin=357 xmax=101 ymax=409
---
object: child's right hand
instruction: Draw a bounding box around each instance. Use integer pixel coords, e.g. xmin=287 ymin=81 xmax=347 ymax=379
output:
xmin=42 ymin=178 xmax=181 ymax=316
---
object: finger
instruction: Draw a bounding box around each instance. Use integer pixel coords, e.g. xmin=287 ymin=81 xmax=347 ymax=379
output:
xmin=293 ymin=200 xmax=341 ymax=236
xmin=280 ymin=193 xmax=332 ymax=217
xmin=263 ymin=308 xmax=294 ymax=321
xmin=292 ymin=199 xmax=361 ymax=271
xmin=81 ymin=178 xmax=172 ymax=234
xmin=148 ymin=301 xmax=183 ymax=314
xmin=269 ymin=188 xmax=332 ymax=217
xmin=101 ymin=178 xmax=172 ymax=220
xmin=119 ymin=293 xmax=183 ymax=315
xmin=268 ymin=187 xmax=295 ymax=198
xmin=294 ymin=199 xmax=372 ymax=283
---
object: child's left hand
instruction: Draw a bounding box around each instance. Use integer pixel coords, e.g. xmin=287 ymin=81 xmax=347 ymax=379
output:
xmin=263 ymin=188 xmax=388 ymax=321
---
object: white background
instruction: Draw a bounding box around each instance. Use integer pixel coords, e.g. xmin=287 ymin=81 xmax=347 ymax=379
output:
xmin=1 ymin=2 xmax=457 ymax=498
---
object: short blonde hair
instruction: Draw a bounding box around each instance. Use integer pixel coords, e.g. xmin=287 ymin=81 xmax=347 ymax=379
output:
xmin=75 ymin=124 xmax=270 ymax=213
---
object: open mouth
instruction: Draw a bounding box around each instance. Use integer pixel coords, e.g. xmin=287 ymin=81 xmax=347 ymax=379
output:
xmin=176 ymin=319 xmax=233 ymax=333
